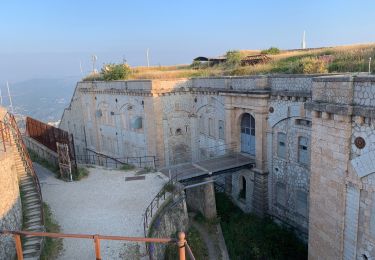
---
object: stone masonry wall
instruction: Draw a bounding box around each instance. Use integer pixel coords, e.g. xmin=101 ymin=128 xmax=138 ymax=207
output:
xmin=0 ymin=149 xmax=23 ymax=260
xmin=24 ymin=136 xmax=59 ymax=166
xmin=148 ymin=190 xmax=189 ymax=260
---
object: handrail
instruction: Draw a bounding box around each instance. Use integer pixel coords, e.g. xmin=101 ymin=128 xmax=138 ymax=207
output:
xmin=143 ymin=178 xmax=172 ymax=237
xmin=3 ymin=113 xmax=44 ymax=225
xmin=0 ymin=230 xmax=190 ymax=260
xmin=0 ymin=120 xmax=12 ymax=152
xmin=77 ymin=148 xmax=157 ymax=169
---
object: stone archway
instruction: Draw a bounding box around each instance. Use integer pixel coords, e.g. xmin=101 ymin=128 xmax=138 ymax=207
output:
xmin=240 ymin=113 xmax=255 ymax=155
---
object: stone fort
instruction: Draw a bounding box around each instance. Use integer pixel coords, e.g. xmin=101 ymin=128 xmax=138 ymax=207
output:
xmin=60 ymin=74 xmax=375 ymax=259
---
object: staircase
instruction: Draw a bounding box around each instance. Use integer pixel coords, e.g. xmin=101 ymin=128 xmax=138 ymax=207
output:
xmin=4 ymin=113 xmax=45 ymax=259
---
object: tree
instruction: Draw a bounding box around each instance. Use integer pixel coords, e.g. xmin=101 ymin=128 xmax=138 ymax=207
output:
xmin=225 ymin=50 xmax=242 ymax=69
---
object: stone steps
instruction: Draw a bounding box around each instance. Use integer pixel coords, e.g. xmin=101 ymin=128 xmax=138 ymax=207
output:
xmin=8 ymin=129 xmax=44 ymax=259
xmin=14 ymin=153 xmax=44 ymax=259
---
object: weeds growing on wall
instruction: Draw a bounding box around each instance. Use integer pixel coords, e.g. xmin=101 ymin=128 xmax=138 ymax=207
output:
xmin=164 ymin=227 xmax=209 ymax=260
xmin=119 ymin=163 xmax=135 ymax=171
xmin=216 ymin=192 xmax=307 ymax=260
xmin=81 ymin=44 xmax=375 ymax=81
xmin=28 ymin=149 xmax=59 ymax=174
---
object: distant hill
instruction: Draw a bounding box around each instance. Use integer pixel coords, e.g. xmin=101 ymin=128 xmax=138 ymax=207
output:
xmin=83 ymin=43 xmax=375 ymax=80
xmin=1 ymin=77 xmax=79 ymax=123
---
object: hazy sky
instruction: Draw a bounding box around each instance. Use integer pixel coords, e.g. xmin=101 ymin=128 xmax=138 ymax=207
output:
xmin=0 ymin=0 xmax=374 ymax=82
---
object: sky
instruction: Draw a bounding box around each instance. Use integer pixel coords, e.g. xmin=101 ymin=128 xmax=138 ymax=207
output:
xmin=0 ymin=0 xmax=374 ymax=82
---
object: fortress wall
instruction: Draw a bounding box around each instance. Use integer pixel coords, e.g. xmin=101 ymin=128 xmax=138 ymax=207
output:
xmin=270 ymin=75 xmax=313 ymax=93
xmin=0 ymin=149 xmax=23 ymax=260
xmin=77 ymin=80 xmax=153 ymax=91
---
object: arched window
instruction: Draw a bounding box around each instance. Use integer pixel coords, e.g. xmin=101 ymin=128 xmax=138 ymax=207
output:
xmin=239 ymin=176 xmax=247 ymax=200
xmin=240 ymin=113 xmax=255 ymax=155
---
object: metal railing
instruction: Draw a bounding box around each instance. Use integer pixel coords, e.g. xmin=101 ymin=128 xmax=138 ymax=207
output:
xmin=143 ymin=178 xmax=173 ymax=237
xmin=0 ymin=120 xmax=12 ymax=152
xmin=76 ymin=149 xmax=157 ymax=169
xmin=0 ymin=229 xmax=194 ymax=260
xmin=2 ymin=113 xmax=44 ymax=225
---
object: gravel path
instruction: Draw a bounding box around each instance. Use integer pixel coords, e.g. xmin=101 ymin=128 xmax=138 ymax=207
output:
xmin=34 ymin=163 xmax=168 ymax=260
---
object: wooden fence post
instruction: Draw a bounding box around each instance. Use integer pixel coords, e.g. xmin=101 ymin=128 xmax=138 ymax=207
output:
xmin=94 ymin=235 xmax=101 ymax=260
xmin=178 ymin=232 xmax=186 ymax=260
xmin=13 ymin=234 xmax=23 ymax=260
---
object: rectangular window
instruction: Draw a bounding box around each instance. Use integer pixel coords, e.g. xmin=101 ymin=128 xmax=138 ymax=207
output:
xmin=276 ymin=182 xmax=287 ymax=207
xmin=209 ymin=118 xmax=214 ymax=137
xmin=295 ymin=119 xmax=311 ymax=127
xmin=218 ymin=120 xmax=224 ymax=139
xmin=296 ymin=190 xmax=308 ymax=217
xmin=199 ymin=116 xmax=205 ymax=134
xmin=277 ymin=133 xmax=287 ymax=159
xmin=298 ymin=136 xmax=310 ymax=164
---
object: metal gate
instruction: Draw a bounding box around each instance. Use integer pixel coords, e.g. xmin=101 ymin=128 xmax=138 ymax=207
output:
xmin=57 ymin=142 xmax=72 ymax=181
xmin=240 ymin=113 xmax=255 ymax=155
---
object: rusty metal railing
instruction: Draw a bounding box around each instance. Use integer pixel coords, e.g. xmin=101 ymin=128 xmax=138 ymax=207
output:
xmin=0 ymin=119 xmax=12 ymax=152
xmin=0 ymin=230 xmax=192 ymax=260
xmin=3 ymin=113 xmax=44 ymax=225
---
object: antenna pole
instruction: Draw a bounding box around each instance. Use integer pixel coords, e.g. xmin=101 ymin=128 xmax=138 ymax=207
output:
xmin=80 ymin=60 xmax=83 ymax=75
xmin=0 ymin=87 xmax=2 ymax=105
xmin=146 ymin=48 xmax=150 ymax=67
xmin=92 ymin=55 xmax=97 ymax=74
xmin=6 ymin=81 xmax=14 ymax=113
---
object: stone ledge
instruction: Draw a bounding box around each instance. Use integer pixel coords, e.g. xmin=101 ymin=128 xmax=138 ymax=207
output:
xmin=305 ymin=101 xmax=375 ymax=118
xmin=271 ymin=90 xmax=311 ymax=98
xmin=313 ymin=75 xmax=353 ymax=82
xmin=304 ymin=102 xmax=350 ymax=116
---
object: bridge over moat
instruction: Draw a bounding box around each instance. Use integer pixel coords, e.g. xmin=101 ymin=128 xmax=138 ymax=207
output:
xmin=160 ymin=153 xmax=255 ymax=183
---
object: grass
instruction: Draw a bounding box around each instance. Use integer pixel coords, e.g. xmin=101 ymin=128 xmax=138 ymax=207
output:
xmin=28 ymin=149 xmax=59 ymax=174
xmin=83 ymin=43 xmax=375 ymax=81
xmin=216 ymin=192 xmax=307 ymax=260
xmin=40 ymin=202 xmax=63 ymax=260
xmin=72 ymin=167 xmax=89 ymax=181
xmin=164 ymin=227 xmax=209 ymax=260
xmin=119 ymin=163 xmax=135 ymax=171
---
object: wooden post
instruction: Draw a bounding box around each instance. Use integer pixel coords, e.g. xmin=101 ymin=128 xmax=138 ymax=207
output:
xmin=94 ymin=235 xmax=101 ymax=260
xmin=178 ymin=232 xmax=186 ymax=260
xmin=13 ymin=234 xmax=23 ymax=260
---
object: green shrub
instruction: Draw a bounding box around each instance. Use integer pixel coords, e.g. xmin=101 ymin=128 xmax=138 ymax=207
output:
xmin=41 ymin=203 xmax=63 ymax=260
xmin=164 ymin=227 xmax=208 ymax=260
xmin=261 ymin=47 xmax=280 ymax=55
xmin=72 ymin=167 xmax=89 ymax=181
xmin=120 ymin=163 xmax=135 ymax=171
xmin=191 ymin=60 xmax=202 ymax=69
xmin=225 ymin=50 xmax=242 ymax=69
xmin=216 ymin=192 xmax=307 ymax=260
xmin=290 ymin=57 xmax=328 ymax=74
xmin=101 ymin=63 xmax=131 ymax=81
xmin=163 ymin=182 xmax=176 ymax=193
xmin=28 ymin=149 xmax=59 ymax=174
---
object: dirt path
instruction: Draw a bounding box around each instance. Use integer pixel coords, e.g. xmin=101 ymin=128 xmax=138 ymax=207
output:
xmin=34 ymin=163 xmax=167 ymax=260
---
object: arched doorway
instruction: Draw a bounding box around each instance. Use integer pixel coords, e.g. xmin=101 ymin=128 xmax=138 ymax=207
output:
xmin=240 ymin=113 xmax=255 ymax=155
